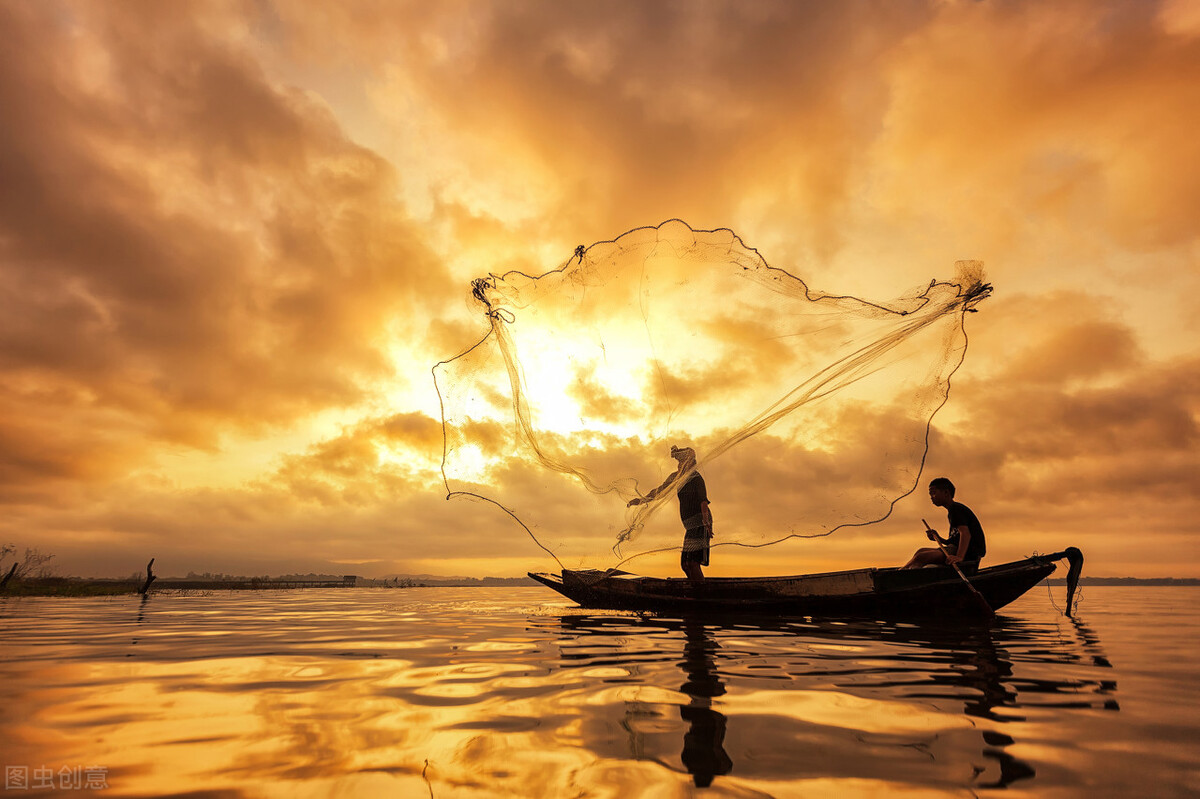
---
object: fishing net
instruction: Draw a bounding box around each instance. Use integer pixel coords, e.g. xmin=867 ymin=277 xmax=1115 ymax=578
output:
xmin=433 ymin=220 xmax=990 ymax=572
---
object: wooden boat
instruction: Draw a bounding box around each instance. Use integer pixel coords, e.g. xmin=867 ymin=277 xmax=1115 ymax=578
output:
xmin=529 ymin=548 xmax=1083 ymax=619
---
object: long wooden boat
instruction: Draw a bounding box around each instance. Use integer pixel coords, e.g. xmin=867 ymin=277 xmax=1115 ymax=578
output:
xmin=529 ymin=548 xmax=1083 ymax=619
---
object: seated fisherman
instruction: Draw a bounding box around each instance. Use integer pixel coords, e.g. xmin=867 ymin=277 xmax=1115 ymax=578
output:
xmin=902 ymin=477 xmax=987 ymax=570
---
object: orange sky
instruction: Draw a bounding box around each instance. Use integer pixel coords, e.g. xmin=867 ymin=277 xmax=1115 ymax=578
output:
xmin=1 ymin=0 xmax=1197 ymax=579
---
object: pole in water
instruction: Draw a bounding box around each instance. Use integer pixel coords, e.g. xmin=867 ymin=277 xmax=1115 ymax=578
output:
xmin=138 ymin=558 xmax=156 ymax=595
xmin=1063 ymin=547 xmax=1084 ymax=617
xmin=923 ymin=519 xmax=994 ymax=619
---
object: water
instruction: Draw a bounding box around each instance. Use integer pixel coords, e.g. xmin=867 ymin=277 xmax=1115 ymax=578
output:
xmin=1 ymin=585 xmax=1197 ymax=798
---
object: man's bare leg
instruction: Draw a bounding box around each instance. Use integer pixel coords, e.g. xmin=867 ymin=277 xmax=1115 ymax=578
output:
xmin=683 ymin=562 xmax=705 ymax=581
xmin=902 ymin=547 xmax=947 ymax=570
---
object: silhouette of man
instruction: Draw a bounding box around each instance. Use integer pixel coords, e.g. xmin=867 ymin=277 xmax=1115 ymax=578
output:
xmin=903 ymin=477 xmax=987 ymax=570
xmin=628 ymin=445 xmax=713 ymax=580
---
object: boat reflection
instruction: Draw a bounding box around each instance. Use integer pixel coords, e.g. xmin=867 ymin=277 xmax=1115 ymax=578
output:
xmin=544 ymin=611 xmax=1117 ymax=790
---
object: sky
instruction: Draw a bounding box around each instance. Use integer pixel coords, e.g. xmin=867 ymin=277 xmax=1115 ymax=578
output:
xmin=1 ymin=0 xmax=1197 ymax=579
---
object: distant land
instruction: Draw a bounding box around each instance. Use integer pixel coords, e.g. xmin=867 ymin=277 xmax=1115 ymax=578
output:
xmin=168 ymin=572 xmax=1200 ymax=587
xmin=103 ymin=573 xmax=1200 ymax=587
xmin=0 ymin=572 xmax=542 ymax=596
xmin=1046 ymin=577 xmax=1200 ymax=586
xmin=165 ymin=572 xmax=542 ymax=587
xmin=375 ymin=574 xmax=539 ymax=587
xmin=6 ymin=572 xmax=1197 ymax=598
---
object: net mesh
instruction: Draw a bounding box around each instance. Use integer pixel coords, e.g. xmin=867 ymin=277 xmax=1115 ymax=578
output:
xmin=433 ymin=220 xmax=990 ymax=571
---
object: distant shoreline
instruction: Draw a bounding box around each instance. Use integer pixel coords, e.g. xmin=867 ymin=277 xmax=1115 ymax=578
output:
xmin=1046 ymin=577 xmax=1200 ymax=586
xmin=2 ymin=574 xmax=1197 ymax=597
xmin=0 ymin=575 xmax=542 ymax=596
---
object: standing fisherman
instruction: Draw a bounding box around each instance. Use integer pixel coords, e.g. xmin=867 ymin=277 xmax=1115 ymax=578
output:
xmin=628 ymin=445 xmax=713 ymax=580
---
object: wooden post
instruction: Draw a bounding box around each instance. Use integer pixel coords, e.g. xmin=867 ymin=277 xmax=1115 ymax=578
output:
xmin=0 ymin=562 xmax=17 ymax=589
xmin=138 ymin=558 xmax=156 ymax=595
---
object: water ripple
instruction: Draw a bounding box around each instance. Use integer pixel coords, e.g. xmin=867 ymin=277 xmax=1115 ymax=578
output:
xmin=1 ymin=586 xmax=1196 ymax=797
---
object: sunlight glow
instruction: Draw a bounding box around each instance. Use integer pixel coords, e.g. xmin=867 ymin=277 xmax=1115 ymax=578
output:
xmin=447 ymin=443 xmax=491 ymax=484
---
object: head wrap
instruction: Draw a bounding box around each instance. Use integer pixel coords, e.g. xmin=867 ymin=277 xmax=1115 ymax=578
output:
xmin=670 ymin=445 xmax=696 ymax=461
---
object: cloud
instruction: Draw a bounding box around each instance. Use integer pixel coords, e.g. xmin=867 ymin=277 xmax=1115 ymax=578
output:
xmin=267 ymin=411 xmax=444 ymax=503
xmin=1001 ymin=320 xmax=1142 ymax=385
xmin=916 ymin=327 xmax=1200 ymax=572
xmin=2 ymin=2 xmax=1198 ymax=579
xmin=875 ymin=0 xmax=1200 ymax=252
xmin=956 ymin=353 xmax=1199 ymax=473
xmin=269 ymin=2 xmax=937 ymax=256
xmin=0 ymin=3 xmax=450 ymax=495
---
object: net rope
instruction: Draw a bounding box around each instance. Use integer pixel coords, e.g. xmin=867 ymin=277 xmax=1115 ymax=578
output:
xmin=433 ymin=220 xmax=990 ymax=571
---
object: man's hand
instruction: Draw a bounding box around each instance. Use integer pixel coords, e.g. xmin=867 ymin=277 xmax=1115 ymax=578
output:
xmin=921 ymin=519 xmax=938 ymax=542
xmin=946 ymin=553 xmax=964 ymax=565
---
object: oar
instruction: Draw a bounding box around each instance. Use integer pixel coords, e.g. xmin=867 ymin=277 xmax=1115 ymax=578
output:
xmin=923 ymin=519 xmax=994 ymax=619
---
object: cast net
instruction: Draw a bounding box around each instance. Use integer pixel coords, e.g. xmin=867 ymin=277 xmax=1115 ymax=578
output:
xmin=433 ymin=220 xmax=990 ymax=572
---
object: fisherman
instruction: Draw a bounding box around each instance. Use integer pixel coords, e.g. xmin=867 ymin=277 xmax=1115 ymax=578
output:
xmin=902 ymin=477 xmax=987 ymax=570
xmin=628 ymin=445 xmax=713 ymax=580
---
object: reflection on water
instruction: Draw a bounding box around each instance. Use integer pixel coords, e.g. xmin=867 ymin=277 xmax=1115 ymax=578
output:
xmin=0 ymin=587 xmax=1195 ymax=797
xmin=546 ymin=609 xmax=1119 ymax=793
xmin=678 ymin=620 xmax=733 ymax=787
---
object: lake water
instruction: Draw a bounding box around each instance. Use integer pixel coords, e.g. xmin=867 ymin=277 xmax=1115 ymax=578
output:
xmin=1 ymin=585 xmax=1197 ymax=798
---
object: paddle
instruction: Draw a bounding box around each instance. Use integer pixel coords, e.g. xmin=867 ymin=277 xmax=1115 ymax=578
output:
xmin=923 ymin=518 xmax=994 ymax=619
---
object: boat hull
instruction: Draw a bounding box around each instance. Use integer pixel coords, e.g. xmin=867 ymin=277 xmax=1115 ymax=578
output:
xmin=529 ymin=555 xmax=1068 ymax=619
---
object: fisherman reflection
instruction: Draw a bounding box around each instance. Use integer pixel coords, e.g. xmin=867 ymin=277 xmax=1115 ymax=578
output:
xmin=874 ymin=620 xmax=1036 ymax=787
xmin=953 ymin=626 xmax=1036 ymax=788
xmin=677 ymin=619 xmax=732 ymax=787
xmin=954 ymin=627 xmax=1017 ymax=723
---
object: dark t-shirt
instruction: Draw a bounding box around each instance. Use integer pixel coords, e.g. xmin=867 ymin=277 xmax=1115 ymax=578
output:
xmin=677 ymin=473 xmax=708 ymax=526
xmin=946 ymin=500 xmax=986 ymax=562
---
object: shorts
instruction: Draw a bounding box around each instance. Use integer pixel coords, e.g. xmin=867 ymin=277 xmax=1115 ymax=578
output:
xmin=681 ymin=527 xmax=710 ymax=568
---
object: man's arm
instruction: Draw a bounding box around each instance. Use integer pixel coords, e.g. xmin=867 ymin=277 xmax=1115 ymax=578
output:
xmin=628 ymin=471 xmax=679 ymax=506
xmin=700 ymin=501 xmax=712 ymax=536
xmin=946 ymin=525 xmax=971 ymax=565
